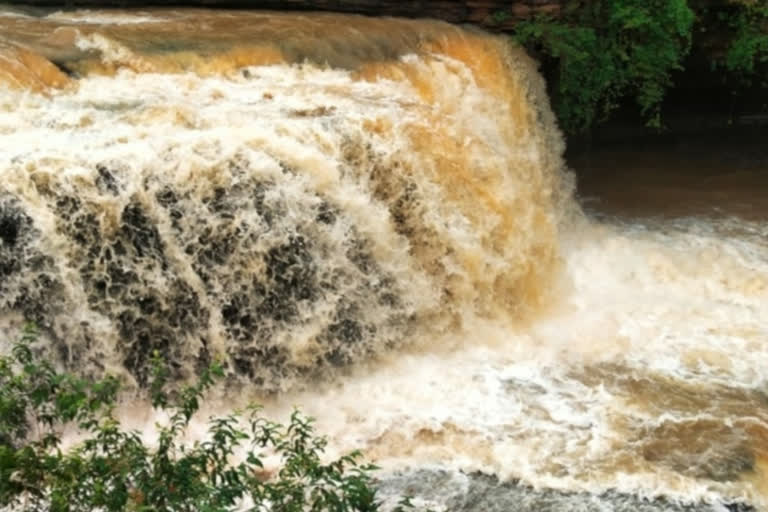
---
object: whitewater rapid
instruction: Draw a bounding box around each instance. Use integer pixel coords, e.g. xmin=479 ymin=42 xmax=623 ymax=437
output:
xmin=1 ymin=7 xmax=767 ymax=511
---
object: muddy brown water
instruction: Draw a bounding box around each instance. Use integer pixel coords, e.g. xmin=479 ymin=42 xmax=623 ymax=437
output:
xmin=1 ymin=7 xmax=768 ymax=510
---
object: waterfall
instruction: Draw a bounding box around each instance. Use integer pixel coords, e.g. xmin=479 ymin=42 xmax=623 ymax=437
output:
xmin=2 ymin=7 xmax=767 ymax=510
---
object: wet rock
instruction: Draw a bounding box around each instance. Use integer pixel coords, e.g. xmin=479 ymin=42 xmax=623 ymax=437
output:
xmin=155 ymin=187 xmax=184 ymax=228
xmin=265 ymin=235 xmax=316 ymax=303
xmin=316 ymin=201 xmax=337 ymax=225
xmin=11 ymin=271 xmax=63 ymax=327
xmin=0 ymin=212 xmax=22 ymax=247
xmin=217 ymin=233 xmax=317 ymax=341
xmin=377 ymin=469 xmax=755 ymax=512
xmin=121 ymin=203 xmax=165 ymax=262
xmin=48 ymin=196 xmax=210 ymax=384
xmin=252 ymin=181 xmax=275 ymax=226
xmin=0 ymin=199 xmax=34 ymax=277
xmin=117 ymin=278 xmax=209 ymax=383
xmin=0 ymin=197 xmax=64 ymax=327
xmin=159 ymin=176 xmax=406 ymax=386
xmin=725 ymin=505 xmax=756 ymax=512
xmin=5 ymin=155 xmax=409 ymax=391
xmin=95 ymin=165 xmax=120 ymax=195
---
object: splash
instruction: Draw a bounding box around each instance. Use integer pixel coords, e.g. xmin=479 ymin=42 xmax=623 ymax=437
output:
xmin=253 ymin=216 xmax=768 ymax=510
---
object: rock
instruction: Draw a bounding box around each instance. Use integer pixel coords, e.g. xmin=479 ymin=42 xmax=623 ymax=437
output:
xmin=376 ymin=469 xmax=756 ymax=512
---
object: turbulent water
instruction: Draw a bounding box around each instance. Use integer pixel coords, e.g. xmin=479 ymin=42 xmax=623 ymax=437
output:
xmin=1 ymin=6 xmax=767 ymax=511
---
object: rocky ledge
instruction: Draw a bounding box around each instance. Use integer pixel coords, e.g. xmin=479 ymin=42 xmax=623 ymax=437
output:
xmin=377 ymin=469 xmax=756 ymax=512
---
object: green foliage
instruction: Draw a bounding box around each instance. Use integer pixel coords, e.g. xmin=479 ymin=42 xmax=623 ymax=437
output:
xmin=0 ymin=324 xmax=407 ymax=511
xmin=514 ymin=0 xmax=695 ymax=133
xmin=715 ymin=0 xmax=768 ymax=84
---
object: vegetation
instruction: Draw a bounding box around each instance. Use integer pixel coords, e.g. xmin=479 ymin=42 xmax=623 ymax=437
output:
xmin=501 ymin=0 xmax=768 ymax=133
xmin=708 ymin=0 xmax=768 ymax=84
xmin=0 ymin=324 xmax=410 ymax=512
xmin=513 ymin=0 xmax=694 ymax=132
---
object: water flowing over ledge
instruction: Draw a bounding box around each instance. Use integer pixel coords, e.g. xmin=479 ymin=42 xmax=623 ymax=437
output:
xmin=0 ymin=9 xmax=566 ymax=388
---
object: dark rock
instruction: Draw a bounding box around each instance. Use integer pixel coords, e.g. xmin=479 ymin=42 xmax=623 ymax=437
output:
xmin=96 ymin=165 xmax=120 ymax=195
xmin=117 ymin=278 xmax=209 ymax=384
xmin=0 ymin=199 xmax=33 ymax=275
xmin=5 ymin=152 xmax=408 ymax=391
xmin=121 ymin=203 xmax=165 ymax=262
xmin=316 ymin=202 xmax=337 ymax=225
xmin=377 ymin=469 xmax=756 ymax=512
xmin=47 ymin=195 xmax=210 ymax=384
xmin=0 ymin=197 xmax=65 ymax=327
xmin=0 ymin=212 xmax=21 ymax=247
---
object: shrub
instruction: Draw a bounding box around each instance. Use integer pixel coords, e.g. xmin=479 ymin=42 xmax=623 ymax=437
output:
xmin=0 ymin=324 xmax=408 ymax=512
xmin=708 ymin=0 xmax=768 ymax=85
xmin=513 ymin=0 xmax=695 ymax=133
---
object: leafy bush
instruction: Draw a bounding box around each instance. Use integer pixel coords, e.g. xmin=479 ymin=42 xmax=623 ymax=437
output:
xmin=709 ymin=0 xmax=768 ymax=84
xmin=0 ymin=324 xmax=407 ymax=512
xmin=513 ymin=0 xmax=695 ymax=133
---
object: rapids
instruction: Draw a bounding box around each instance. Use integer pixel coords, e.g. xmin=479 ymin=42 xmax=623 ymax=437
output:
xmin=1 ymin=6 xmax=767 ymax=511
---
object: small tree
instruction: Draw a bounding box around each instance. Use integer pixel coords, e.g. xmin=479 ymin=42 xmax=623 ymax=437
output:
xmin=513 ymin=0 xmax=695 ymax=132
xmin=0 ymin=324 xmax=403 ymax=512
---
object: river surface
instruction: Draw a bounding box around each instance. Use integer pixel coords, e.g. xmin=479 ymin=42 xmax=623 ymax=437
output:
xmin=1 ymin=6 xmax=767 ymax=511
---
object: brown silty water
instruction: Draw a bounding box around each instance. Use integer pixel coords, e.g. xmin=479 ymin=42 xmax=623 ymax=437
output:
xmin=1 ymin=7 xmax=768 ymax=510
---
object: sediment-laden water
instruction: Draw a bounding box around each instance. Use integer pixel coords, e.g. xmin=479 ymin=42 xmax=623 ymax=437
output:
xmin=1 ymin=7 xmax=767 ymax=511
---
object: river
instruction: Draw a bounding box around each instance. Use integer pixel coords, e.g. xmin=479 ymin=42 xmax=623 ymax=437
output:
xmin=1 ymin=6 xmax=767 ymax=511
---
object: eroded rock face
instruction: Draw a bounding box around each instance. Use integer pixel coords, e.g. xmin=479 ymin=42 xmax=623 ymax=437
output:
xmin=4 ymin=158 xmax=413 ymax=389
xmin=376 ymin=470 xmax=755 ymax=512
xmin=0 ymin=197 xmax=64 ymax=330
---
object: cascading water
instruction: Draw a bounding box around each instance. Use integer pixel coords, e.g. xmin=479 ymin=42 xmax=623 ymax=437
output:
xmin=1 ymin=6 xmax=767 ymax=511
